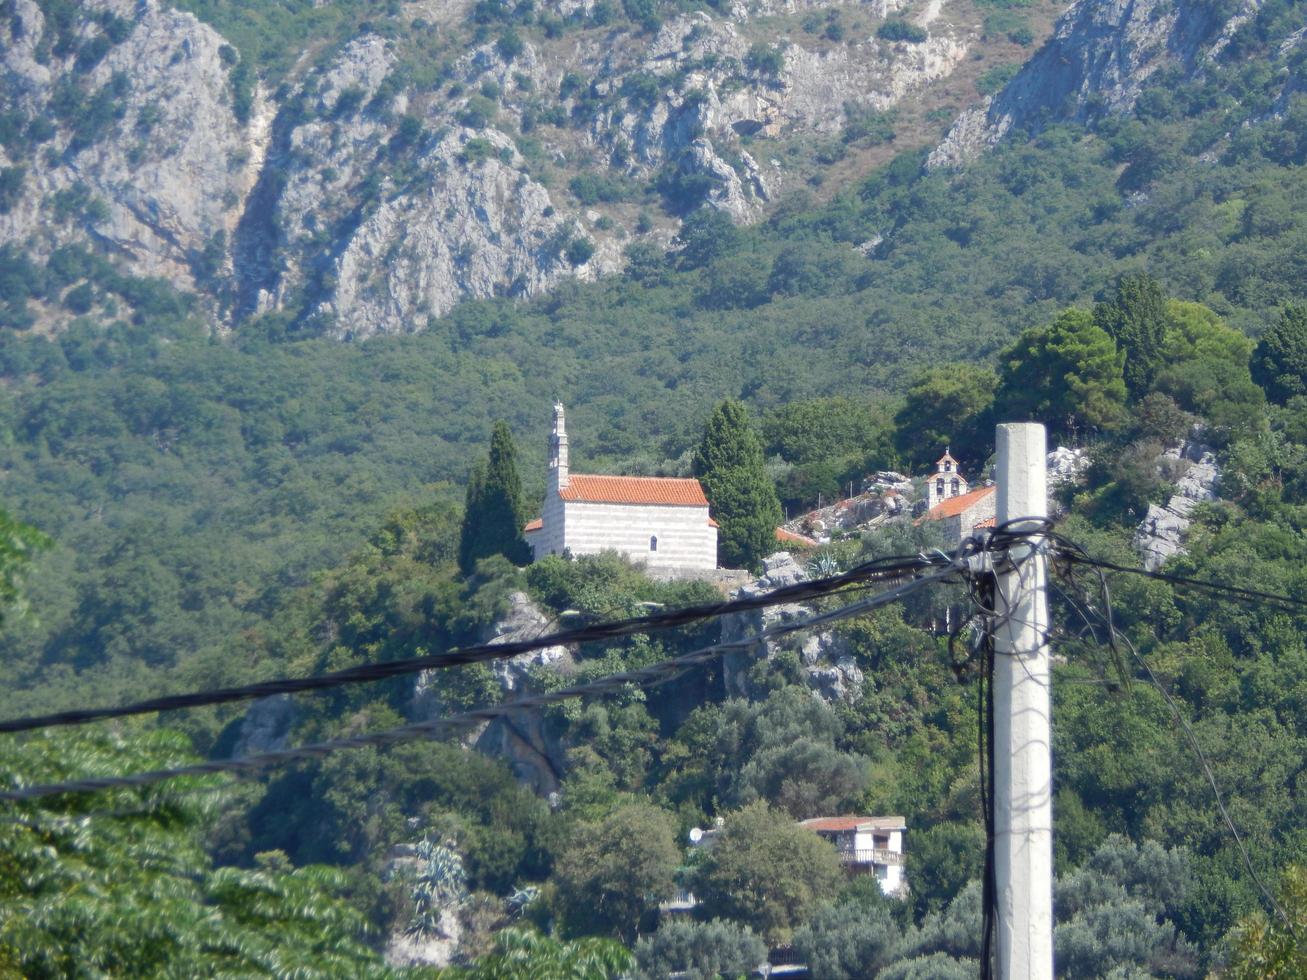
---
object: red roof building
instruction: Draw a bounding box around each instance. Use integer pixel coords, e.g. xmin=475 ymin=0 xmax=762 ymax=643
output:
xmin=524 ymin=404 xmax=719 ymax=571
xmin=799 ymin=815 xmax=907 ymax=897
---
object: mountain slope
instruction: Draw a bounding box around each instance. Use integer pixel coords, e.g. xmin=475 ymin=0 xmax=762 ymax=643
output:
xmin=2 ymin=0 xmax=1048 ymax=336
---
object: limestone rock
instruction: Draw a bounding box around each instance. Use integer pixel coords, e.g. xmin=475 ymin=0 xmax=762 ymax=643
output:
xmin=0 ymin=0 xmax=249 ymax=290
xmin=807 ymin=655 xmax=865 ymax=703
xmin=413 ymin=591 xmax=573 ymax=796
xmin=721 ymin=562 xmax=864 ymax=703
xmin=760 ymin=551 xmax=807 ymax=589
xmin=1047 ymin=446 xmax=1089 ymax=487
xmin=1133 ymin=441 xmax=1220 ymax=571
xmin=385 ymin=918 xmax=461 ymax=970
xmin=929 ymin=0 xmax=1270 ymax=168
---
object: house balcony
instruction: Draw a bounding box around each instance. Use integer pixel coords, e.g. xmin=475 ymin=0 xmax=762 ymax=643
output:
xmin=838 ymin=847 xmax=903 ymax=866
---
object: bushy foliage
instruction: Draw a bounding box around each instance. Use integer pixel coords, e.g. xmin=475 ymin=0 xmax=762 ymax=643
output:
xmin=1094 ymin=272 xmax=1169 ymax=398
xmin=1227 ymin=865 xmax=1307 ymax=978
xmin=634 ymin=918 xmax=766 ymax=980
xmin=893 ymin=365 xmax=998 ymax=471
xmin=877 ymin=19 xmax=927 ymax=42
xmin=995 ymin=308 xmax=1127 ymax=438
xmin=553 ymin=802 xmax=679 ymax=941
xmin=447 ymin=927 xmax=634 ymax=978
xmin=459 ymin=421 xmax=531 ymax=574
xmin=0 ymin=729 xmax=390 ymax=977
xmin=662 ymin=685 xmax=869 ymax=818
xmin=793 ymin=900 xmax=900 ymax=978
xmin=693 ymin=400 xmax=782 ymax=569
xmin=692 ymin=801 xmax=844 ymax=943
xmin=1251 ymin=305 xmax=1307 ymax=405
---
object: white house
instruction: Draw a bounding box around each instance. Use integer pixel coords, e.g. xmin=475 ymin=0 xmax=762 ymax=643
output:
xmin=798 ymin=815 xmax=907 ymax=897
xmin=524 ymin=404 xmax=718 ymax=571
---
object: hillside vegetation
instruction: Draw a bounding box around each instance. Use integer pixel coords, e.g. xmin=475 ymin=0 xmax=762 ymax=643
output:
xmin=1 ymin=0 xmax=1306 ymax=973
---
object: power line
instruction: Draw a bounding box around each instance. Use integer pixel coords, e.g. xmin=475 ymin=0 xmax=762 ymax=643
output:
xmin=1060 ymin=551 xmax=1307 ymax=614
xmin=0 ymin=568 xmax=956 ymax=802
xmin=0 ymin=553 xmax=944 ymax=736
xmin=1050 ymin=552 xmax=1295 ymax=935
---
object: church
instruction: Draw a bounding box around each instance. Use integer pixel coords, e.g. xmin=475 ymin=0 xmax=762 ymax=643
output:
xmin=917 ymin=447 xmax=996 ymax=542
xmin=523 ymin=404 xmax=719 ymax=571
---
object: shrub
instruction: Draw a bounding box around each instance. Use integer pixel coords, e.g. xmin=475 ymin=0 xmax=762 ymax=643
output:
xmin=495 ymin=27 xmax=524 ymax=60
xmin=745 ymin=41 xmax=785 ymax=76
xmin=331 ymin=86 xmax=365 ymax=119
xmin=977 ymin=63 xmax=1020 ymax=95
xmin=63 ymin=282 xmax=95 ymax=315
xmin=877 ymin=20 xmax=927 ymax=43
xmin=635 ymin=919 xmax=767 ymax=980
xmin=0 ymin=167 xmax=24 ymax=214
xmin=565 ymin=237 xmax=595 ymax=266
xmin=460 ymin=137 xmax=496 ymax=162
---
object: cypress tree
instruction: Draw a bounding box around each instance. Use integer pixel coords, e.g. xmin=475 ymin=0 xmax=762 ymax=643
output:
xmin=693 ymin=400 xmax=782 ymax=570
xmin=1093 ymin=272 xmax=1168 ymax=399
xmin=458 ymin=421 xmax=530 ymax=574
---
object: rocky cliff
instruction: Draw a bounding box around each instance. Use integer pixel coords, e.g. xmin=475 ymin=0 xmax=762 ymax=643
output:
xmin=2 ymin=0 xmax=994 ymax=338
xmin=3 ymin=0 xmax=1276 ymax=336
xmin=0 ymin=0 xmax=250 ymax=292
xmin=929 ymin=0 xmax=1292 ymax=167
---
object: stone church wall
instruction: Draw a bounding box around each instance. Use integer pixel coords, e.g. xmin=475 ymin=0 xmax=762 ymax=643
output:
xmin=561 ymin=501 xmax=717 ymax=570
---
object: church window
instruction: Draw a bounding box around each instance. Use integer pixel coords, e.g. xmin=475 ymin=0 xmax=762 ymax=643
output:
xmin=944 ymin=461 xmax=952 ymax=472
xmin=951 ymin=478 xmax=960 ymax=495
xmin=650 ymin=535 xmax=658 ymax=551
xmin=936 ymin=478 xmax=944 ymax=496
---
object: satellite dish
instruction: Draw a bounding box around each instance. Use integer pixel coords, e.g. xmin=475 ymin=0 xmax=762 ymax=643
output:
xmin=689 ymin=827 xmax=704 ymax=844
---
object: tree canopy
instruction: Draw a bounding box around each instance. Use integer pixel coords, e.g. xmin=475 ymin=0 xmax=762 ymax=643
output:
xmin=1094 ymin=272 xmax=1169 ymax=399
xmin=692 ymin=400 xmax=783 ymax=569
xmin=995 ymin=308 xmax=1127 ymax=439
xmin=1252 ymin=306 xmax=1307 ymax=405
xmin=459 ymin=420 xmax=531 ymax=574
xmin=693 ymin=801 xmax=844 ymax=944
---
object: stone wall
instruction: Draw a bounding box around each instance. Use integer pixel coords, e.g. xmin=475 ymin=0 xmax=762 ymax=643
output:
xmin=556 ymin=500 xmax=717 ymax=570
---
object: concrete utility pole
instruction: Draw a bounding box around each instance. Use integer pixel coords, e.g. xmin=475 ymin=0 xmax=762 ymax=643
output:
xmin=993 ymin=422 xmax=1054 ymax=979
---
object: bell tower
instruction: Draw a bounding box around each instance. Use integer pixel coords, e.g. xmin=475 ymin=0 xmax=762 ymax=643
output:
xmin=549 ymin=402 xmax=569 ymax=493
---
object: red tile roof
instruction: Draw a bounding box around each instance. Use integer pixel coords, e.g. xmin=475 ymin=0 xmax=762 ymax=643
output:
xmin=799 ymin=815 xmax=906 ymax=832
xmin=707 ymin=517 xmax=719 ymax=528
xmin=559 ymin=474 xmax=709 ymax=506
xmin=523 ymin=518 xmax=543 ymax=532
xmin=973 ymin=517 xmax=996 ymax=529
xmin=776 ymin=527 xmax=819 ymax=547
xmin=922 ymin=484 xmax=995 ymax=520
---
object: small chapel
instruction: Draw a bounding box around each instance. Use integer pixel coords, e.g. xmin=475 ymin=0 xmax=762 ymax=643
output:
xmin=925 ymin=448 xmax=969 ymax=510
xmin=917 ymin=447 xmax=997 ymax=542
xmin=523 ymin=404 xmax=719 ymax=571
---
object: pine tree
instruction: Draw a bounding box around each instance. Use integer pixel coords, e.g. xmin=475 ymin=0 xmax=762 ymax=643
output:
xmin=1093 ymin=272 xmax=1169 ymax=399
xmin=1251 ymin=305 xmax=1307 ymax=405
xmin=693 ymin=400 xmax=782 ymax=570
xmin=995 ymin=309 xmax=1127 ymax=439
xmin=458 ymin=421 xmax=530 ymax=574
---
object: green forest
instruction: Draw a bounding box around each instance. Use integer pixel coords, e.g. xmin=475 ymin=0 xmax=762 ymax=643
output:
xmin=2 ymin=0 xmax=1307 ymax=974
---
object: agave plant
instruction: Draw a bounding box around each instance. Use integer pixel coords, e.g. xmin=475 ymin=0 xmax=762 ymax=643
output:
xmin=406 ymin=837 xmax=469 ymax=938
xmin=504 ymin=885 xmax=539 ymax=919
xmin=806 ymin=551 xmax=842 ymax=578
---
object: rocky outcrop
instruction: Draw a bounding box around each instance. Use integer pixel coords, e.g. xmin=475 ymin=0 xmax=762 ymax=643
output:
xmin=2 ymin=0 xmax=983 ymax=335
xmin=720 ymin=552 xmax=866 ymax=703
xmin=929 ymin=0 xmax=1263 ymax=167
xmin=0 ymin=0 xmax=248 ymax=290
xmin=1047 ymin=446 xmax=1090 ymax=487
xmin=414 ymin=591 xmax=574 ymax=795
xmin=229 ymin=693 xmax=298 ymax=756
xmin=1133 ymin=441 xmax=1220 ymax=571
xmin=591 ymin=8 xmax=969 ymax=218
